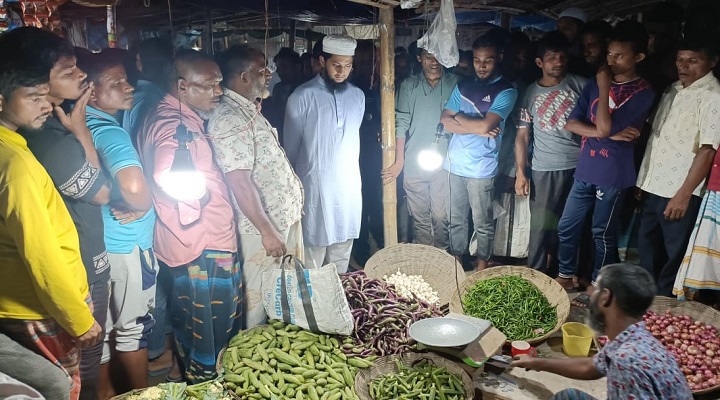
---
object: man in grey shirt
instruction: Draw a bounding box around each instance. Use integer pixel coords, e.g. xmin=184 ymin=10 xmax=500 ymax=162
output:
xmin=515 ymin=32 xmax=587 ymax=274
xmin=383 ymin=47 xmax=459 ymax=249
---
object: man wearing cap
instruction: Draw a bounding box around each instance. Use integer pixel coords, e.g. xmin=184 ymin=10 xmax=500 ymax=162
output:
xmin=284 ymin=34 xmax=365 ymax=273
xmin=557 ymin=7 xmax=590 ymax=77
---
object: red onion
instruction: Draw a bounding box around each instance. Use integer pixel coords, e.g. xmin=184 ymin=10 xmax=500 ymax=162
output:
xmin=643 ymin=309 xmax=720 ymax=392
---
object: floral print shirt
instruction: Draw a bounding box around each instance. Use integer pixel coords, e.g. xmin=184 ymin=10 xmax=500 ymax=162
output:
xmin=207 ymin=88 xmax=303 ymax=235
xmin=593 ymin=322 xmax=692 ymax=400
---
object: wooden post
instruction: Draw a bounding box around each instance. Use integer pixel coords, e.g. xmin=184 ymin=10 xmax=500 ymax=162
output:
xmin=289 ymin=19 xmax=297 ymax=52
xmin=205 ymin=8 xmax=214 ymax=55
xmin=500 ymin=12 xmax=511 ymax=29
xmin=379 ymin=7 xmax=398 ymax=246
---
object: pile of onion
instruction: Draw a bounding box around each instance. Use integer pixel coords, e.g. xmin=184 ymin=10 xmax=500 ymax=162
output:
xmin=643 ymin=310 xmax=720 ymax=392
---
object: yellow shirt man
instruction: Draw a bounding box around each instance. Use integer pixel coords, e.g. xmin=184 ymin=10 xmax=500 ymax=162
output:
xmin=0 ymin=125 xmax=94 ymax=337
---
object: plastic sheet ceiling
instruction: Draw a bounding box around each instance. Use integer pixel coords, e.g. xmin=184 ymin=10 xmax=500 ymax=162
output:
xmin=182 ymin=0 xmax=417 ymax=25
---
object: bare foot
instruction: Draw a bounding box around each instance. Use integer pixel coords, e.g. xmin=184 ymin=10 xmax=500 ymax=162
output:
xmin=148 ymin=350 xmax=173 ymax=374
xmin=555 ymin=276 xmax=576 ymax=291
xmin=166 ymin=354 xmax=182 ymax=382
xmin=475 ymin=259 xmax=489 ymax=271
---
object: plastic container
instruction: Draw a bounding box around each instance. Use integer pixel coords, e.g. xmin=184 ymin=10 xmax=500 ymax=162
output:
xmin=562 ymin=322 xmax=594 ymax=357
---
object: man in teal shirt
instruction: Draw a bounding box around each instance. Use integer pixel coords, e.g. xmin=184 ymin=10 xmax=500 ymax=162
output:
xmin=383 ymin=48 xmax=459 ymax=249
xmin=79 ymin=50 xmax=156 ymax=396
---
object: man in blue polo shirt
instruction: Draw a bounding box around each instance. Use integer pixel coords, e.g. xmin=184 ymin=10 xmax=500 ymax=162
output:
xmin=441 ymin=35 xmax=518 ymax=270
xmin=79 ymin=50 xmax=156 ymax=396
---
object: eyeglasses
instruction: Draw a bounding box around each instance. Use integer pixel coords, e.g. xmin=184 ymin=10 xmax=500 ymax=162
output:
xmin=178 ymin=76 xmax=221 ymax=90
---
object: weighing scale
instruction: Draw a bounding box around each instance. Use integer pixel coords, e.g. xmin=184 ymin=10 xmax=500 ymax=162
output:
xmin=411 ymin=313 xmax=506 ymax=368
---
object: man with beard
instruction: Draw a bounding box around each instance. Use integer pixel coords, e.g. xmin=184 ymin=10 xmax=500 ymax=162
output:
xmin=441 ymin=35 xmax=518 ymax=271
xmin=515 ymin=32 xmax=587 ymax=276
xmin=284 ymin=35 xmax=364 ymax=273
xmin=0 ymin=27 xmax=111 ymax=400
xmin=138 ymin=50 xmax=241 ymax=383
xmin=208 ymin=45 xmax=303 ymax=329
xmin=556 ymin=22 xmax=655 ymax=302
xmin=511 ymin=264 xmax=692 ymax=400
xmin=79 ymin=50 xmax=156 ymax=396
xmin=0 ymin=48 xmax=102 ymax=400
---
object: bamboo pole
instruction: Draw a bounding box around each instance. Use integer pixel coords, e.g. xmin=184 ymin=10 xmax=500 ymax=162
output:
xmin=379 ymin=7 xmax=398 ymax=246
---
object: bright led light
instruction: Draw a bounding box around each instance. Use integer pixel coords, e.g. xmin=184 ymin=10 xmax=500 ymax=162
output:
xmin=418 ymin=149 xmax=444 ymax=171
xmin=160 ymin=170 xmax=207 ymax=201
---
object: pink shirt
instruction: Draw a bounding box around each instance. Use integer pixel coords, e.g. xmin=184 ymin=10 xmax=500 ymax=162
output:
xmin=138 ymin=94 xmax=237 ymax=267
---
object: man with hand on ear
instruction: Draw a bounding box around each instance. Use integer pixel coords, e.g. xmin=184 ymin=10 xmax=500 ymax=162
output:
xmin=0 ymin=27 xmax=110 ymax=400
xmin=0 ymin=31 xmax=102 ymax=400
xmin=511 ymin=264 xmax=692 ymax=400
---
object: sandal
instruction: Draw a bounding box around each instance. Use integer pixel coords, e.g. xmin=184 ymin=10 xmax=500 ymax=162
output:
xmin=571 ymin=292 xmax=591 ymax=309
xmin=165 ymin=374 xmax=184 ymax=383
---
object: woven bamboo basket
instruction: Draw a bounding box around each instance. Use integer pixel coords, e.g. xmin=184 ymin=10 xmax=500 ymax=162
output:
xmin=354 ymin=352 xmax=473 ymax=400
xmin=363 ymin=243 xmax=465 ymax=308
xmin=217 ymin=346 xmax=227 ymax=375
xmin=449 ymin=266 xmax=570 ymax=345
xmin=110 ymin=389 xmax=145 ymax=399
xmin=648 ymin=296 xmax=720 ymax=395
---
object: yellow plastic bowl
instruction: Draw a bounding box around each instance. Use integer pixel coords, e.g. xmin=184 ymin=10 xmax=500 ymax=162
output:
xmin=562 ymin=322 xmax=594 ymax=357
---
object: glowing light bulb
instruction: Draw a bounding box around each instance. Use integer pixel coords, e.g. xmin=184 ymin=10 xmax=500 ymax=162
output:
xmin=418 ymin=148 xmax=444 ymax=171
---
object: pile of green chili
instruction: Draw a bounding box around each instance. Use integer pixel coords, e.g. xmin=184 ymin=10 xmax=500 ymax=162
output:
xmin=369 ymin=359 xmax=465 ymax=400
xmin=462 ymin=276 xmax=557 ymax=341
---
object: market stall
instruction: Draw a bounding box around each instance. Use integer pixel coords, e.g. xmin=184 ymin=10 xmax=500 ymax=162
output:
xmin=112 ymin=244 xmax=720 ymax=400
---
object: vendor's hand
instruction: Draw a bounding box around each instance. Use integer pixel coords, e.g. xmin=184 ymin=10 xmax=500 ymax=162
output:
xmin=55 ymin=83 xmax=93 ymax=138
xmin=510 ymin=354 xmax=538 ymax=370
xmin=664 ymin=191 xmax=692 ymax=221
xmin=609 ymin=127 xmax=641 ymax=142
xmin=382 ymin=162 xmax=403 ymax=184
xmin=262 ymin=227 xmax=287 ymax=258
xmin=515 ymin=173 xmax=530 ymax=197
xmin=75 ymin=320 xmax=103 ymax=349
xmin=596 ymin=64 xmax=612 ymax=89
xmin=111 ymin=205 xmax=148 ymax=225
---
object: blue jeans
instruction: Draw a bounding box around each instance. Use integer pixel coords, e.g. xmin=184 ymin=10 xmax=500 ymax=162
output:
xmin=448 ymin=173 xmax=495 ymax=260
xmin=558 ymin=180 xmax=625 ymax=282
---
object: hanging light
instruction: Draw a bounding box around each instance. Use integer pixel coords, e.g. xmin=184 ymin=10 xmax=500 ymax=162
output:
xmin=418 ymin=123 xmax=448 ymax=171
xmin=159 ymin=124 xmax=207 ymax=201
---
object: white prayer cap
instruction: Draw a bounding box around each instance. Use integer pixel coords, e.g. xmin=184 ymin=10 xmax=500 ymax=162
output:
xmin=559 ymin=7 xmax=587 ymax=23
xmin=322 ymin=34 xmax=357 ymax=56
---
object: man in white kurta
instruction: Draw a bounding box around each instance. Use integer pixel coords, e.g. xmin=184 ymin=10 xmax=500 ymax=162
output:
xmin=284 ymin=34 xmax=365 ymax=273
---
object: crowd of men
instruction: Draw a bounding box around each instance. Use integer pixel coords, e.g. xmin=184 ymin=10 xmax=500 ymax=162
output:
xmin=0 ymin=1 xmax=719 ymax=399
